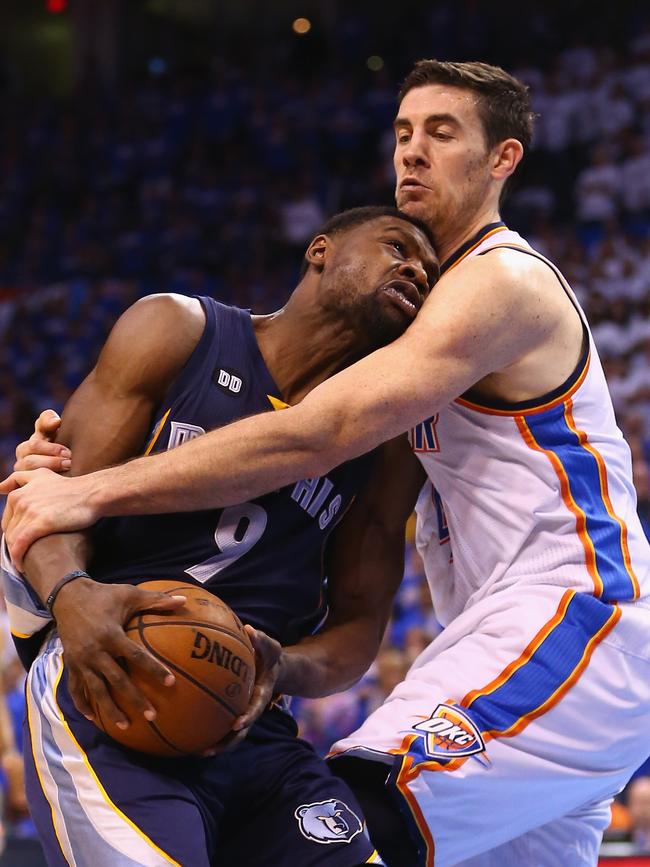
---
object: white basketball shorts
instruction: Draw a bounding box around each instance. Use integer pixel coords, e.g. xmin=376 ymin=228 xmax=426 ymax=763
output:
xmin=330 ymin=586 xmax=650 ymax=866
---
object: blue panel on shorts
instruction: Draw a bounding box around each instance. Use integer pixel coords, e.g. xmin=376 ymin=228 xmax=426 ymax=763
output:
xmin=463 ymin=592 xmax=614 ymax=735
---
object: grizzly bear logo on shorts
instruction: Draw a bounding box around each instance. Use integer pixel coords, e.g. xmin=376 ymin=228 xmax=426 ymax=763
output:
xmin=294 ymin=799 xmax=363 ymax=844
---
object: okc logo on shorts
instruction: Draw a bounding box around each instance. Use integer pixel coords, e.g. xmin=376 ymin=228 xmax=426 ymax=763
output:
xmin=294 ymin=799 xmax=363 ymax=845
xmin=412 ymin=703 xmax=485 ymax=759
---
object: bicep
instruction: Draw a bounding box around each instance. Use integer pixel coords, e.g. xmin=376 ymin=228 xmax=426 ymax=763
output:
xmin=55 ymin=294 xmax=205 ymax=475
xmin=55 ymin=374 xmax=159 ymax=475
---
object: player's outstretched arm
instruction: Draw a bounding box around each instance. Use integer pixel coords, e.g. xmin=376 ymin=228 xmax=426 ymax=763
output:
xmin=273 ymin=437 xmax=425 ymax=699
xmin=1 ymin=253 xmax=552 ymax=559
xmin=3 ymin=294 xmax=205 ymax=728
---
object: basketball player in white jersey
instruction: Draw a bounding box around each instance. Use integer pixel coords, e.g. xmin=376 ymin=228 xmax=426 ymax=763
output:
xmin=4 ymin=61 xmax=650 ymax=866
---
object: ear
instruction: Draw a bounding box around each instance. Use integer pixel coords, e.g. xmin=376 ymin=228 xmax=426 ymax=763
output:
xmin=305 ymin=234 xmax=329 ymax=272
xmin=490 ymin=138 xmax=524 ymax=182
xmin=298 ymin=807 xmax=308 ymax=817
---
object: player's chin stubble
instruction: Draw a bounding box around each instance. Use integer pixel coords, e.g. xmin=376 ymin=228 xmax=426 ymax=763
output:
xmin=323 ymin=267 xmax=410 ymax=350
xmin=362 ymin=289 xmax=414 ymax=349
xmin=397 ymin=192 xmax=439 ymax=232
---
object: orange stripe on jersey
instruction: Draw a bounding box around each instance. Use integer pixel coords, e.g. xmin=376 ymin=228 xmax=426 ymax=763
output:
xmin=396 ymin=777 xmax=436 ymax=867
xmin=392 ymin=593 xmax=619 ymax=773
xmin=455 ymin=351 xmax=591 ymax=417
xmin=564 ymin=400 xmax=640 ymax=600
xmin=516 ymin=414 xmax=604 ymax=597
xmin=351 ymin=595 xmax=619 ymax=863
xmin=444 ymin=226 xmax=508 ymax=274
xmin=144 ymin=408 xmax=171 ymax=456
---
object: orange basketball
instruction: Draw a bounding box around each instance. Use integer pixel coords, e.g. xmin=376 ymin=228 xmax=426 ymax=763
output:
xmin=90 ymin=580 xmax=256 ymax=757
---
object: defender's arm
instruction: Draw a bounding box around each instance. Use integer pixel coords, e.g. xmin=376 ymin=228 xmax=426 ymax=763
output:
xmin=3 ymin=253 xmax=553 ymax=550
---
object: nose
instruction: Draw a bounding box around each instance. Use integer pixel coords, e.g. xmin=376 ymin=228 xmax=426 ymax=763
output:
xmin=397 ymin=259 xmax=429 ymax=296
xmin=401 ymin=131 xmax=430 ymax=170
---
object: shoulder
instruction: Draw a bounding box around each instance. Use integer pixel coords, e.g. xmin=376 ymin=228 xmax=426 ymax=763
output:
xmin=420 ymin=246 xmax=569 ymax=334
xmin=452 ymin=245 xmax=551 ymax=290
xmin=94 ymin=294 xmax=208 ymax=397
xmin=111 ymin=294 xmax=206 ymax=355
xmin=126 ymin=293 xmax=207 ymax=334
xmin=453 ymin=246 xmax=568 ymax=309
xmin=406 ymin=245 xmax=571 ymax=375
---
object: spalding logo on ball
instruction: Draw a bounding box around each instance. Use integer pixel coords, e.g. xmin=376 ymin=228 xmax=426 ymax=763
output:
xmin=89 ymin=580 xmax=256 ymax=756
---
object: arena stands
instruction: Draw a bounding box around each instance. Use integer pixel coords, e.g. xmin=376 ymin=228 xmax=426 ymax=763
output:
xmin=2 ymin=1 xmax=650 ymax=861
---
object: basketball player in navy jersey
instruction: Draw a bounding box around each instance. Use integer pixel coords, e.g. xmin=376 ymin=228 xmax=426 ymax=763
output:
xmin=0 ymin=207 xmax=437 ymax=866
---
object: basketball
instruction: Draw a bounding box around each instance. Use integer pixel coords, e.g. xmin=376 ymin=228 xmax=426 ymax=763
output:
xmin=90 ymin=580 xmax=256 ymax=757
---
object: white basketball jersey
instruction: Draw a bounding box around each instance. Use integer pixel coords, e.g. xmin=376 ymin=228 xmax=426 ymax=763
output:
xmin=413 ymin=223 xmax=650 ymax=626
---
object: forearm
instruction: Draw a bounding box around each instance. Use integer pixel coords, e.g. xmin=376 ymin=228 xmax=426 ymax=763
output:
xmin=276 ymin=483 xmax=412 ymax=699
xmin=274 ymin=536 xmax=406 ymax=702
xmin=276 ymin=620 xmax=381 ymax=699
xmin=85 ymin=335 xmax=439 ymax=519
xmin=91 ymin=404 xmax=344 ymax=518
xmin=22 ymin=532 xmax=91 ymax=606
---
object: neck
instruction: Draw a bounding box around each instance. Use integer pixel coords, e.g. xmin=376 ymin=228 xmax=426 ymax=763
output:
xmin=435 ymin=203 xmax=502 ymax=265
xmin=252 ymin=300 xmax=374 ymax=405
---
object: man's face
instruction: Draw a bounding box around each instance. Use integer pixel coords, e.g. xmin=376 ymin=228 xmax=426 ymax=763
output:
xmin=393 ymin=84 xmax=494 ymax=233
xmin=320 ymin=216 xmax=438 ymax=349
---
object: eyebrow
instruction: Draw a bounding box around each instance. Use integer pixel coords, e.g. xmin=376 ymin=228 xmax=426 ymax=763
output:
xmin=393 ymin=112 xmax=460 ymax=130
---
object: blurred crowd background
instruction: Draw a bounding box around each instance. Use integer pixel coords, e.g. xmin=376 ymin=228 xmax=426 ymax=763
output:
xmin=1 ymin=0 xmax=650 ymax=862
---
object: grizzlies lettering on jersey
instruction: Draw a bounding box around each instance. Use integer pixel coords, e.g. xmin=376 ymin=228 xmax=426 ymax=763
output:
xmin=89 ymin=298 xmax=373 ymax=645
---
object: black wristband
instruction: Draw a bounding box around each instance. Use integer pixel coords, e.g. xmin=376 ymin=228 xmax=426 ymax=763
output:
xmin=45 ymin=570 xmax=92 ymax=617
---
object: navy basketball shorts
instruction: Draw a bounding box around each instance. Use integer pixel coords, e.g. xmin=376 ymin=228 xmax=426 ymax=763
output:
xmin=24 ymin=636 xmax=383 ymax=866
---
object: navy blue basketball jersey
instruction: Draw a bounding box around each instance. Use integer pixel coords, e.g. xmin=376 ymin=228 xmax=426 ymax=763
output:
xmin=89 ymin=298 xmax=374 ymax=645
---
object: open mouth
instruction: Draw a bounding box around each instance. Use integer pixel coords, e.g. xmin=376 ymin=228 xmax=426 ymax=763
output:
xmin=383 ymin=280 xmax=421 ymax=317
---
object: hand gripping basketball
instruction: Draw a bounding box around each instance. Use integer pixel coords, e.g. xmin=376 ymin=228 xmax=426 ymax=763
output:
xmin=89 ymin=581 xmax=256 ymax=756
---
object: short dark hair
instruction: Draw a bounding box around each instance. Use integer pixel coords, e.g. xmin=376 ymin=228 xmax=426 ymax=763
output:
xmin=399 ymin=59 xmax=534 ymax=152
xmin=301 ymin=206 xmax=435 ymax=276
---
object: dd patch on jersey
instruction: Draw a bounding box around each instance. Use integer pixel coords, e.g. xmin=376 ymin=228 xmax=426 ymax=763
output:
xmin=294 ymin=799 xmax=363 ymax=845
xmin=412 ymin=703 xmax=485 ymax=759
xmin=213 ymin=366 xmax=244 ymax=395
